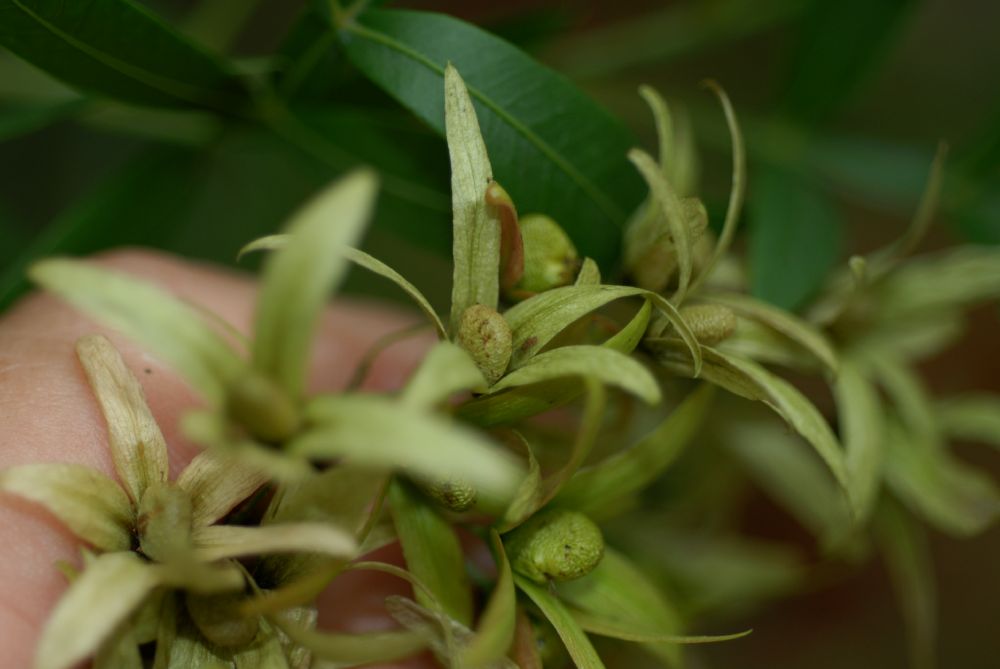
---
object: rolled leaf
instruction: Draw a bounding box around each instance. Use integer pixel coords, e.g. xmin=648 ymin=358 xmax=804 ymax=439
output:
xmin=514 ymin=575 xmax=605 ymax=669
xmin=445 ymin=63 xmax=501 ymax=330
xmin=557 ymin=384 xmax=714 ymax=516
xmin=36 ymin=552 xmax=162 ymax=669
xmin=834 ymin=358 xmax=884 ymax=522
xmin=76 ymin=333 xmax=169 ymax=503
xmin=30 ymin=259 xmax=246 ymax=404
xmin=292 ymin=395 xmax=524 ymax=504
xmin=0 ymin=463 xmax=132 ymax=551
xmin=390 ymin=480 xmax=472 ymax=625
xmin=253 ymin=169 xmax=379 ymax=397
xmin=572 ymin=613 xmax=750 ymax=644
xmin=490 ymin=345 xmax=660 ymax=405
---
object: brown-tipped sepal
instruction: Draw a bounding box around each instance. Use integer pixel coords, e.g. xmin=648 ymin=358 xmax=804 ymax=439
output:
xmin=456 ymin=304 xmax=513 ymax=385
xmin=507 ymin=215 xmax=579 ymax=298
xmin=486 ymin=180 xmax=525 ymax=294
xmin=225 ymin=370 xmax=301 ymax=444
xmin=679 ymin=304 xmax=737 ymax=345
xmin=504 ymin=508 xmax=604 ymax=583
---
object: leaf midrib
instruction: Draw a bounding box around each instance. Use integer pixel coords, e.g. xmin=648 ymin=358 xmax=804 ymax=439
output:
xmin=344 ymin=21 xmax=626 ymax=225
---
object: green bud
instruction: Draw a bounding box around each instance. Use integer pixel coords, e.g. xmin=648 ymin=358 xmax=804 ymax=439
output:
xmin=419 ymin=477 xmax=478 ymax=512
xmin=456 ymin=304 xmax=513 ymax=385
xmin=504 ymin=508 xmax=604 ymax=583
xmin=137 ymin=483 xmax=193 ymax=562
xmin=225 ymin=370 xmax=301 ymax=444
xmin=510 ymin=215 xmax=579 ymax=297
xmin=185 ymin=591 xmax=259 ymax=647
xmin=679 ymin=304 xmax=737 ymax=345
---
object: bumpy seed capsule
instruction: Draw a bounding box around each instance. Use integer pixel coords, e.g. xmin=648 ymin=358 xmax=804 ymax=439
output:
xmin=137 ymin=483 xmax=193 ymax=562
xmin=420 ymin=477 xmax=478 ymax=512
xmin=225 ymin=370 xmax=301 ymax=444
xmin=679 ymin=304 xmax=737 ymax=345
xmin=509 ymin=214 xmax=579 ymax=297
xmin=456 ymin=304 xmax=513 ymax=385
xmin=504 ymin=508 xmax=604 ymax=583
xmin=185 ymin=591 xmax=259 ymax=647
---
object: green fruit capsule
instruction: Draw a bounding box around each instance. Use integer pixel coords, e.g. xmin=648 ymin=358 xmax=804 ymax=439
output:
xmin=679 ymin=304 xmax=737 ymax=345
xmin=456 ymin=304 xmax=513 ymax=385
xmin=185 ymin=591 xmax=259 ymax=647
xmin=225 ymin=370 xmax=301 ymax=444
xmin=510 ymin=214 xmax=579 ymax=297
xmin=504 ymin=508 xmax=604 ymax=583
xmin=420 ymin=477 xmax=478 ymax=512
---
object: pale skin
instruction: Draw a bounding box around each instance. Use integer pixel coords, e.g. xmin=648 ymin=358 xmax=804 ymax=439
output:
xmin=0 ymin=249 xmax=436 ymax=668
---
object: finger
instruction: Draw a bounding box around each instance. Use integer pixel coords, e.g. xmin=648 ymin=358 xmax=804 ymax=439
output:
xmin=0 ymin=249 xmax=435 ymax=667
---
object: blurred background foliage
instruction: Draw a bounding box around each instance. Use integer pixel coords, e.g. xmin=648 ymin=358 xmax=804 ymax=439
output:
xmin=1 ymin=0 xmax=998 ymax=666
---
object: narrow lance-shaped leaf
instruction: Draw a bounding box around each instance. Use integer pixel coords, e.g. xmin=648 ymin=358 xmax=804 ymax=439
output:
xmin=0 ymin=0 xmax=249 ymax=110
xmin=29 ymin=259 xmax=246 ymax=405
xmin=445 ymin=63 xmax=501 ymax=330
xmin=557 ymin=383 xmax=714 ymax=516
xmin=935 ymin=394 xmax=1000 ymax=451
xmin=36 ymin=552 xmax=162 ymax=669
xmin=240 ymin=235 xmax=447 ymax=340
xmin=76 ymin=333 xmax=168 ymax=503
xmin=292 ymin=394 xmax=524 ymax=505
xmin=460 ymin=530 xmax=517 ymax=667
xmin=514 ymin=575 xmax=605 ymax=669
xmin=401 ymin=341 xmax=487 ymax=409
xmin=273 ymin=619 xmax=426 ymax=666
xmin=0 ymin=463 xmax=133 ymax=551
xmin=490 ymin=345 xmax=660 ymax=406
xmin=390 ymin=480 xmax=473 ymax=626
xmin=192 ymin=523 xmax=356 ymax=562
xmin=834 ymin=358 xmax=884 ymax=522
xmin=253 ymin=169 xmax=379 ymax=397
xmin=339 ymin=9 xmax=644 ymax=267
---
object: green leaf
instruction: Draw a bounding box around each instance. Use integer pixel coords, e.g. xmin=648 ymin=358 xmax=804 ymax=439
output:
xmin=556 ymin=547 xmax=684 ymax=665
xmin=557 ymin=384 xmax=714 ymax=516
xmin=574 ymin=257 xmax=601 ymax=286
xmin=874 ymin=500 xmax=936 ymax=669
xmin=748 ymin=164 xmax=844 ymax=310
xmin=652 ymin=342 xmax=851 ymax=500
xmin=602 ymin=298 xmax=652 ymax=353
xmin=460 ymin=531 xmax=517 ymax=667
xmin=75 ymin=334 xmax=169 ymax=504
xmin=505 ymin=285 xmax=699 ymax=373
xmin=192 ymin=522 xmax=357 ymax=562
xmin=272 ymin=620 xmax=425 ymax=665
xmin=882 ymin=420 xmax=1000 ymax=537
xmin=390 ymin=480 xmax=473 ymax=626
xmin=0 ymin=0 xmax=248 ymax=110
xmin=783 ymin=0 xmax=917 ymax=124
xmin=175 ymin=450 xmax=269 ymax=528
xmin=571 ymin=613 xmax=749 ymax=645
xmin=292 ymin=394 xmax=524 ymax=504
xmin=936 ymin=394 xmax=1000 ymax=450
xmin=29 ymin=259 xmax=246 ymax=405
xmin=253 ymin=169 xmax=379 ymax=397
xmin=445 ymin=63 xmax=501 ymax=329
xmin=0 ymin=463 xmax=133 ymax=551
xmin=339 ymin=9 xmax=643 ymax=268
xmin=401 ymin=341 xmax=486 ymax=409
xmin=36 ymin=552 xmax=161 ymax=669
xmin=834 ymin=358 xmax=884 ymax=522
xmin=703 ymin=292 xmax=839 ymax=374
xmin=491 ymin=345 xmax=660 ymax=405
xmin=722 ymin=418 xmax=854 ymax=549
xmin=498 ymin=435 xmax=544 ymax=532
xmin=239 ymin=234 xmax=447 ymax=340
xmin=0 ymin=98 xmax=84 ymax=141
xmin=514 ymin=575 xmax=605 ymax=669
xmin=627 ymin=148 xmax=693 ymax=301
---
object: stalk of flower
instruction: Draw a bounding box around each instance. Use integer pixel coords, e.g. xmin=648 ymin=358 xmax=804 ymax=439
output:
xmin=0 ymin=334 xmax=360 ymax=668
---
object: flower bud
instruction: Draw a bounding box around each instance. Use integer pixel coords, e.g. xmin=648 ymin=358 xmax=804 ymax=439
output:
xmin=679 ymin=304 xmax=737 ymax=345
xmin=137 ymin=483 xmax=192 ymax=562
xmin=185 ymin=591 xmax=259 ymax=647
xmin=504 ymin=508 xmax=604 ymax=583
xmin=509 ymin=214 xmax=579 ymax=297
xmin=225 ymin=370 xmax=301 ymax=444
xmin=456 ymin=304 xmax=512 ymax=385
